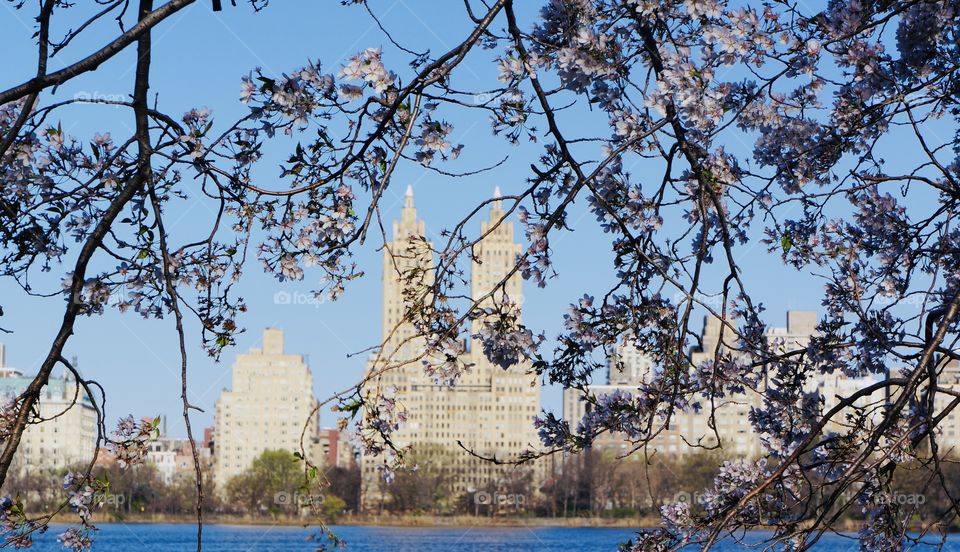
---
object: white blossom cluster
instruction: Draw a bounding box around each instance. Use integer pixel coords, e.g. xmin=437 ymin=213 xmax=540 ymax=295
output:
xmin=106 ymin=415 xmax=158 ymax=469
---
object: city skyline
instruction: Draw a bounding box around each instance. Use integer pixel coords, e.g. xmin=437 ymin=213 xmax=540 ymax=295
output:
xmin=0 ymin=164 xmax=826 ymax=444
xmin=1 ymin=0 xmax=958 ymax=549
xmin=0 ymin=3 xmax=829 ymax=442
xmin=0 ymin=308 xmax=835 ymax=447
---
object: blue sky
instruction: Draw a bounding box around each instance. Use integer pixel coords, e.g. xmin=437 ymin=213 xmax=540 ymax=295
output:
xmin=0 ymin=1 xmax=829 ymax=438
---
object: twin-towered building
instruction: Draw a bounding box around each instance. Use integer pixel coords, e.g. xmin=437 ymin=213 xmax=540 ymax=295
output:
xmin=360 ymin=186 xmax=542 ymax=507
xmin=208 ymin=186 xmax=543 ymax=504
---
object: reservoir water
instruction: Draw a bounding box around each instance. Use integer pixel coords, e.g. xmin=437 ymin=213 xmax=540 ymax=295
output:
xmin=26 ymin=523 xmax=960 ymax=551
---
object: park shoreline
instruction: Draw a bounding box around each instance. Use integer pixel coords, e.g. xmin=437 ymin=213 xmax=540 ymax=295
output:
xmin=51 ymin=514 xmax=947 ymax=535
xmin=54 ymin=513 xmax=656 ymax=529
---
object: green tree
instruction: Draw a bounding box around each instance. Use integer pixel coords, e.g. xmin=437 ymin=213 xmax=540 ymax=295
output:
xmin=320 ymin=494 xmax=346 ymax=521
xmin=225 ymin=449 xmax=304 ymax=515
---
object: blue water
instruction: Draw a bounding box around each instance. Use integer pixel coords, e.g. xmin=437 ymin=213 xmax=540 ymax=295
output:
xmin=24 ymin=524 xmax=960 ymax=551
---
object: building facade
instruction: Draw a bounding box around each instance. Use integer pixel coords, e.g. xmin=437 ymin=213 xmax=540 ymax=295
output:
xmin=361 ymin=187 xmax=542 ymax=509
xmin=563 ymin=311 xmax=837 ymax=459
xmin=145 ymin=433 xmax=213 ymax=485
xmin=0 ymin=346 xmax=97 ymax=472
xmin=608 ymin=340 xmax=654 ymax=386
xmin=318 ymin=428 xmax=356 ymax=469
xmin=212 ymin=328 xmax=320 ymax=491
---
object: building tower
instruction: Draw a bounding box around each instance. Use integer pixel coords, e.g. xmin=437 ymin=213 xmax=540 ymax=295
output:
xmin=361 ymin=187 xmax=542 ymax=509
xmin=470 ymin=186 xmax=522 ymax=309
xmin=463 ymin=186 xmax=541 ymax=494
xmin=213 ymin=328 xmax=320 ymax=490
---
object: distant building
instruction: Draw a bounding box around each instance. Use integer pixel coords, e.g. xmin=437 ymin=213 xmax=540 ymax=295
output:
xmin=888 ymin=360 xmax=960 ymax=456
xmin=608 ymin=340 xmax=654 ymax=386
xmin=933 ymin=361 xmax=960 ymax=455
xmin=212 ymin=328 xmax=320 ymax=491
xmin=766 ymin=310 xmax=817 ymax=353
xmin=563 ymin=311 xmax=829 ymax=458
xmin=145 ymin=424 xmax=213 ymax=485
xmin=203 ymin=426 xmax=215 ymax=455
xmin=146 ymin=439 xmax=179 ymax=484
xmin=361 ymin=187 xmax=542 ymax=509
xmin=0 ymin=346 xmax=97 ymax=472
xmin=318 ymin=428 xmax=356 ymax=469
xmin=560 ymin=339 xmax=655 ymax=456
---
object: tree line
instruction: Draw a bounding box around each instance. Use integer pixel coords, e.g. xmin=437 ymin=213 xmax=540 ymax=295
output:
xmin=5 ymin=450 xmax=359 ymax=521
xmin=6 ymin=446 xmax=960 ymax=532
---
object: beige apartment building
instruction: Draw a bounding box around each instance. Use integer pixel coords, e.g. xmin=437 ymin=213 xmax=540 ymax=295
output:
xmin=212 ymin=328 xmax=320 ymax=491
xmin=895 ymin=360 xmax=960 ymax=457
xmin=0 ymin=344 xmax=98 ymax=472
xmin=608 ymin=339 xmax=655 ymax=386
xmin=683 ymin=310 xmax=821 ymax=457
xmin=361 ymin=186 xmax=541 ymax=509
xmin=562 ymin=311 xmax=844 ymax=458
xmin=562 ymin=338 xmax=680 ymax=457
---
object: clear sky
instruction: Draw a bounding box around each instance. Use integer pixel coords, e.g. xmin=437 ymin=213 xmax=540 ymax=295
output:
xmin=0 ymin=2 xmax=828 ymax=438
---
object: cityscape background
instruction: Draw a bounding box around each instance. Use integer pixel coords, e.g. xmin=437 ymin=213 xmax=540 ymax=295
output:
xmin=0 ymin=1 xmax=827 ymax=440
xmin=6 ymin=195 xmax=957 ymax=517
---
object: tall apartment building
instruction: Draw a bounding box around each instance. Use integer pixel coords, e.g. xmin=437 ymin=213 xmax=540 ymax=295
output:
xmin=361 ymin=187 xmax=541 ymax=508
xmin=608 ymin=340 xmax=654 ymax=386
xmin=212 ymin=328 xmax=320 ymax=491
xmin=891 ymin=360 xmax=960 ymax=456
xmin=0 ymin=345 xmax=97 ymax=472
xmin=561 ymin=339 xmax=658 ymax=456
xmin=562 ymin=311 xmax=824 ymax=458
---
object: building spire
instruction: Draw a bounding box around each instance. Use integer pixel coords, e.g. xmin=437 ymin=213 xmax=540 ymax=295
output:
xmin=491 ymin=185 xmax=503 ymax=212
xmin=396 ymin=184 xmax=422 ymax=238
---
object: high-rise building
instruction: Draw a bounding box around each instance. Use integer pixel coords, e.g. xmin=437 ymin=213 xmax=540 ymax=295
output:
xmin=764 ymin=310 xmax=817 ymax=364
xmin=212 ymin=328 xmax=320 ymax=491
xmin=0 ymin=348 xmax=97 ymax=472
xmin=361 ymin=187 xmax=541 ymax=509
xmin=888 ymin=360 xmax=960 ymax=456
xmin=608 ymin=340 xmax=654 ymax=386
xmin=931 ymin=361 xmax=960 ymax=455
xmin=560 ymin=339 xmax=656 ymax=456
xmin=684 ymin=313 xmax=764 ymax=458
xmin=562 ymin=311 xmax=824 ymax=459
